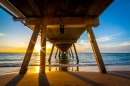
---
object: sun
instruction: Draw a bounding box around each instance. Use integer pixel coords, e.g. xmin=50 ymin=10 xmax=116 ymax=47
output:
xmin=34 ymin=42 xmax=52 ymax=53
xmin=35 ymin=44 xmax=41 ymax=52
xmin=46 ymin=43 xmax=52 ymax=53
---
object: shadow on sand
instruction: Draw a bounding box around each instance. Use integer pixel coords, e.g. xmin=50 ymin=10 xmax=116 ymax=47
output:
xmin=108 ymin=71 xmax=130 ymax=80
xmin=39 ymin=73 xmax=50 ymax=86
xmin=5 ymin=74 xmax=24 ymax=86
xmin=5 ymin=73 xmax=50 ymax=86
xmin=67 ymin=72 xmax=104 ymax=86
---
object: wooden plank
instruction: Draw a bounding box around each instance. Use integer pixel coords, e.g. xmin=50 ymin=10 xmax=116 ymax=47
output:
xmin=73 ymin=43 xmax=79 ymax=62
xmin=19 ymin=24 xmax=40 ymax=74
xmin=40 ymin=25 xmax=47 ymax=73
xmin=48 ymin=42 xmax=55 ymax=61
xmin=86 ymin=26 xmax=106 ymax=73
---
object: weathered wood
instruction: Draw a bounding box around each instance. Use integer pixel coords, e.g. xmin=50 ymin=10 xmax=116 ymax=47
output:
xmin=86 ymin=26 xmax=106 ymax=73
xmin=25 ymin=17 xmax=99 ymax=26
xmin=19 ymin=24 xmax=40 ymax=74
xmin=55 ymin=48 xmax=58 ymax=58
xmin=73 ymin=43 xmax=79 ymax=62
xmin=70 ymin=48 xmax=74 ymax=58
xmin=27 ymin=0 xmax=41 ymax=16
xmin=87 ymin=0 xmax=114 ymax=16
xmin=48 ymin=42 xmax=55 ymax=61
xmin=40 ymin=25 xmax=47 ymax=73
xmin=49 ymin=40 xmax=77 ymax=44
xmin=7 ymin=0 xmax=113 ymax=18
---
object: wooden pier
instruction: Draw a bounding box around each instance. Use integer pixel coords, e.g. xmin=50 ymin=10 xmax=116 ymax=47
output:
xmin=0 ymin=0 xmax=114 ymax=74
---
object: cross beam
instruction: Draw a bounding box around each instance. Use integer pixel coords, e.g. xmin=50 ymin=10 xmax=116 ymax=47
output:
xmin=14 ymin=17 xmax=99 ymax=26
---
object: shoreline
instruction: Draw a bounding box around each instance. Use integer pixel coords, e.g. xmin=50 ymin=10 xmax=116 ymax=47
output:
xmin=1 ymin=65 xmax=130 ymax=76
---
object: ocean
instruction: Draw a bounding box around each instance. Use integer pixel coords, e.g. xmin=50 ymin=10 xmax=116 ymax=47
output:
xmin=0 ymin=53 xmax=130 ymax=75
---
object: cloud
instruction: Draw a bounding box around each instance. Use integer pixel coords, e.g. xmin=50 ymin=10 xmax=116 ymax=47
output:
xmin=77 ymin=40 xmax=91 ymax=47
xmin=98 ymin=41 xmax=130 ymax=53
xmin=78 ymin=40 xmax=90 ymax=45
xmin=0 ymin=33 xmax=7 ymax=37
xmin=96 ymin=33 xmax=124 ymax=43
xmin=96 ymin=35 xmax=115 ymax=43
xmin=75 ymin=40 xmax=92 ymax=52
xmin=98 ymin=41 xmax=130 ymax=48
xmin=75 ymin=38 xmax=130 ymax=53
xmin=117 ymin=41 xmax=130 ymax=47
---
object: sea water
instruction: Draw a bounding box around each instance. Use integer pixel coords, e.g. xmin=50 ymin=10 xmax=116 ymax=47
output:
xmin=0 ymin=53 xmax=130 ymax=75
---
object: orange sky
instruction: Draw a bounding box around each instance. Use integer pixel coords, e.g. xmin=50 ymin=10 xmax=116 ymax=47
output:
xmin=0 ymin=41 xmax=53 ymax=53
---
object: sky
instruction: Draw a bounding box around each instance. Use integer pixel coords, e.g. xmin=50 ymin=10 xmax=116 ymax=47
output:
xmin=0 ymin=0 xmax=130 ymax=53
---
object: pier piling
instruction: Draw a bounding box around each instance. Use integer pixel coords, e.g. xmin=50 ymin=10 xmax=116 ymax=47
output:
xmin=19 ymin=24 xmax=40 ymax=74
xmin=87 ymin=26 xmax=106 ymax=73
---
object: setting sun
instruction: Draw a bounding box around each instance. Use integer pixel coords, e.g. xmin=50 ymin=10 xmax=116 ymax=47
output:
xmin=35 ymin=44 xmax=41 ymax=52
xmin=46 ymin=44 xmax=52 ymax=53
xmin=34 ymin=42 xmax=52 ymax=53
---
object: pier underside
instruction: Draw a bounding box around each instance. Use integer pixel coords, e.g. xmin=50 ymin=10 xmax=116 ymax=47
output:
xmin=0 ymin=0 xmax=113 ymax=74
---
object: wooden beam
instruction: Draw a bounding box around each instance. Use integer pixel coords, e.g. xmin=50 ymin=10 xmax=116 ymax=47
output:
xmin=27 ymin=0 xmax=41 ymax=16
xmin=0 ymin=4 xmax=16 ymax=17
xmin=0 ymin=0 xmax=25 ymax=18
xmin=25 ymin=17 xmax=99 ymax=26
xmin=40 ymin=25 xmax=47 ymax=73
xmin=13 ymin=18 xmax=35 ymax=22
xmin=86 ymin=26 xmax=106 ymax=73
xmin=48 ymin=42 xmax=55 ymax=61
xmin=49 ymin=40 xmax=77 ymax=44
xmin=73 ymin=43 xmax=79 ymax=62
xmin=55 ymin=48 xmax=58 ymax=59
xmin=19 ymin=24 xmax=40 ymax=74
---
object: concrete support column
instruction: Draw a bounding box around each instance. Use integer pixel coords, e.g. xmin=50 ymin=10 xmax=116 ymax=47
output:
xmin=68 ymin=49 xmax=71 ymax=57
xmin=58 ymin=50 xmax=61 ymax=59
xmin=19 ymin=24 xmax=40 ymax=74
xmin=70 ymin=47 xmax=74 ymax=58
xmin=55 ymin=48 xmax=58 ymax=58
xmin=86 ymin=26 xmax=106 ymax=73
xmin=73 ymin=43 xmax=79 ymax=62
xmin=40 ymin=25 xmax=47 ymax=73
xmin=48 ymin=42 xmax=55 ymax=61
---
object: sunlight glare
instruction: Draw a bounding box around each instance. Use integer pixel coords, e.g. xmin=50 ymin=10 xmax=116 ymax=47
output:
xmin=35 ymin=66 xmax=40 ymax=73
xmin=35 ymin=44 xmax=41 ymax=52
xmin=46 ymin=44 xmax=52 ymax=53
xmin=34 ymin=42 xmax=52 ymax=53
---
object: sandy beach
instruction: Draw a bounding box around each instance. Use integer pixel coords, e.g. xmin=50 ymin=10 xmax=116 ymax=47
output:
xmin=0 ymin=66 xmax=130 ymax=86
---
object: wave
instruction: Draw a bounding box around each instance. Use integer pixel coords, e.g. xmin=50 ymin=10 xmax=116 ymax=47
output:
xmin=0 ymin=59 xmax=23 ymax=61
xmin=1 ymin=63 xmax=130 ymax=67
xmin=0 ymin=53 xmax=130 ymax=67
